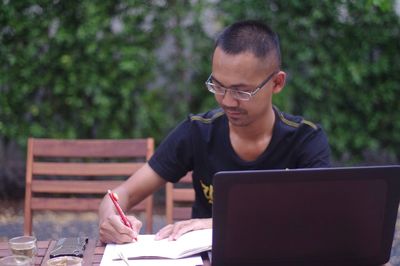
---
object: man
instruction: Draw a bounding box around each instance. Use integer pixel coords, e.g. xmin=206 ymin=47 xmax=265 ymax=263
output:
xmin=99 ymin=20 xmax=331 ymax=244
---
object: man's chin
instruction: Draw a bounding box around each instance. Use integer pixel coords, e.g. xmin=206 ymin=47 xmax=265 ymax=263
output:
xmin=227 ymin=117 xmax=250 ymax=127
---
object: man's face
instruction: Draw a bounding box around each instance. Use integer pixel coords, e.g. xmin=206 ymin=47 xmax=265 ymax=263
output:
xmin=211 ymin=47 xmax=278 ymax=127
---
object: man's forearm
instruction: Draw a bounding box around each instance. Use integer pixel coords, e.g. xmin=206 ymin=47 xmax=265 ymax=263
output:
xmin=98 ymin=194 xmax=116 ymax=224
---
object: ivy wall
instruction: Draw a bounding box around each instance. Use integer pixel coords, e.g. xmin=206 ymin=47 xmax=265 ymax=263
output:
xmin=1 ymin=1 xmax=399 ymax=179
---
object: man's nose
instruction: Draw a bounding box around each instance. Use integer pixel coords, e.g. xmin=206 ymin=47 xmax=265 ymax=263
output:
xmin=221 ymin=90 xmax=239 ymax=107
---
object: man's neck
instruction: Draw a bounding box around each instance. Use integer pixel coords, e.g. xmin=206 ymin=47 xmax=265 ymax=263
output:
xmin=227 ymin=107 xmax=276 ymax=162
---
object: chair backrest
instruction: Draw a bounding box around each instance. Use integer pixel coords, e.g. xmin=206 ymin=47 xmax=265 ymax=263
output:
xmin=24 ymin=138 xmax=154 ymax=236
xmin=165 ymin=172 xmax=195 ymax=224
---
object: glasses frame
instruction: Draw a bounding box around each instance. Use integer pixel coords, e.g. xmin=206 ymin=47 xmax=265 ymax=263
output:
xmin=205 ymin=70 xmax=279 ymax=101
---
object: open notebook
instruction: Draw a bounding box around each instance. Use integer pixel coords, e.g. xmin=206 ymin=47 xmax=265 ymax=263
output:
xmin=100 ymin=228 xmax=212 ymax=265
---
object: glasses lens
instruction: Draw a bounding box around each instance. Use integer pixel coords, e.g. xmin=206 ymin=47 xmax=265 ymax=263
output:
xmin=231 ymin=90 xmax=251 ymax=101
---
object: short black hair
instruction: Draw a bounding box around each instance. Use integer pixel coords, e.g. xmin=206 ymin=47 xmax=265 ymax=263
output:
xmin=215 ymin=20 xmax=281 ymax=67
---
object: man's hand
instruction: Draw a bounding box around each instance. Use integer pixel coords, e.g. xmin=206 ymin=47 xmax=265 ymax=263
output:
xmin=155 ymin=218 xmax=212 ymax=241
xmin=99 ymin=214 xmax=142 ymax=244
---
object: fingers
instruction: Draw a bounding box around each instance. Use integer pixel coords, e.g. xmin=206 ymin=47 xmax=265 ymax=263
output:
xmin=128 ymin=216 xmax=143 ymax=239
xmin=168 ymin=220 xmax=196 ymax=240
xmin=155 ymin=218 xmax=212 ymax=241
xmin=99 ymin=215 xmax=142 ymax=244
xmin=101 ymin=215 xmax=134 ymax=244
xmin=155 ymin=224 xmax=174 ymax=240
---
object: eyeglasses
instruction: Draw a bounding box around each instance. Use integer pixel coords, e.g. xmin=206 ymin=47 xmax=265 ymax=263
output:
xmin=205 ymin=71 xmax=278 ymax=101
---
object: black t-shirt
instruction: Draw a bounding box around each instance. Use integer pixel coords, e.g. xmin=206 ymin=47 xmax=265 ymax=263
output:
xmin=149 ymin=107 xmax=331 ymax=218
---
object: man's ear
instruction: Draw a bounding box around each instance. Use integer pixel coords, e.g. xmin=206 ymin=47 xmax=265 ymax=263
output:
xmin=271 ymin=71 xmax=286 ymax=94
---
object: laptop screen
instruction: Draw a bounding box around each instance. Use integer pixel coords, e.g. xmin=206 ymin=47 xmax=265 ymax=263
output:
xmin=212 ymin=166 xmax=400 ymax=266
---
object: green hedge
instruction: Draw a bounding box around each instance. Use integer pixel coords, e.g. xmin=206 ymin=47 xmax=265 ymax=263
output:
xmin=1 ymin=1 xmax=399 ymax=164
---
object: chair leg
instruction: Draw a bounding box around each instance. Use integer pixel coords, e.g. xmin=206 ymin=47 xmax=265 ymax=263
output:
xmin=24 ymin=208 xmax=32 ymax=236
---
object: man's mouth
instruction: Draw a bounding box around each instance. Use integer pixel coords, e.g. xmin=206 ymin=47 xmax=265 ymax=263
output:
xmin=224 ymin=108 xmax=245 ymax=118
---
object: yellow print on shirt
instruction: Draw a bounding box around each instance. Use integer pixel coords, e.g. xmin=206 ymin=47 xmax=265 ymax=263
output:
xmin=200 ymin=180 xmax=213 ymax=204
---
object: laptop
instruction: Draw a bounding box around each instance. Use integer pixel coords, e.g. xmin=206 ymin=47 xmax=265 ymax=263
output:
xmin=212 ymin=166 xmax=400 ymax=266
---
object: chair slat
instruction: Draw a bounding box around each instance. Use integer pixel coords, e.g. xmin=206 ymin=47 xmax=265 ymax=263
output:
xmin=31 ymin=139 xmax=150 ymax=158
xmin=173 ymin=189 xmax=195 ymax=202
xmin=31 ymin=197 xmax=149 ymax=212
xmin=31 ymin=180 xmax=123 ymax=194
xmin=31 ymin=198 xmax=102 ymax=211
xmin=32 ymin=162 xmax=143 ymax=176
xmin=173 ymin=207 xmax=192 ymax=221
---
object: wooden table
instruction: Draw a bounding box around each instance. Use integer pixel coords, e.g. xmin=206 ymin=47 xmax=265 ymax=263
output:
xmin=0 ymin=240 xmax=210 ymax=266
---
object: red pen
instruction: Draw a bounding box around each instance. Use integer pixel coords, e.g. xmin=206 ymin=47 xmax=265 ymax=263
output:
xmin=107 ymin=189 xmax=134 ymax=231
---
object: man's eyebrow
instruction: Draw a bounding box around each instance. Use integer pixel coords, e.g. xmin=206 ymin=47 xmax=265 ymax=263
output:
xmin=210 ymin=75 xmax=250 ymax=88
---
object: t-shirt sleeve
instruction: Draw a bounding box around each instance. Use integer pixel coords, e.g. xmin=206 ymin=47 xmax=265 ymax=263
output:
xmin=296 ymin=126 xmax=331 ymax=168
xmin=148 ymin=118 xmax=193 ymax=183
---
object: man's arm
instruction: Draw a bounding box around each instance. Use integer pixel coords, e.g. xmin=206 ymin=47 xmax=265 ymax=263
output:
xmin=98 ymin=163 xmax=166 ymax=243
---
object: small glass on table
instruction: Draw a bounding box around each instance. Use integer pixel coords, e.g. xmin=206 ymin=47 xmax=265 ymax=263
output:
xmin=8 ymin=236 xmax=37 ymax=265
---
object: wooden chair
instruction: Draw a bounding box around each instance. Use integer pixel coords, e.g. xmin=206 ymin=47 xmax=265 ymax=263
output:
xmin=165 ymin=172 xmax=195 ymax=224
xmin=24 ymin=138 xmax=154 ymax=235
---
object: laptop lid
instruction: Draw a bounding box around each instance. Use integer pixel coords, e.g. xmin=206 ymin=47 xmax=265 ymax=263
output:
xmin=212 ymin=166 xmax=400 ymax=266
